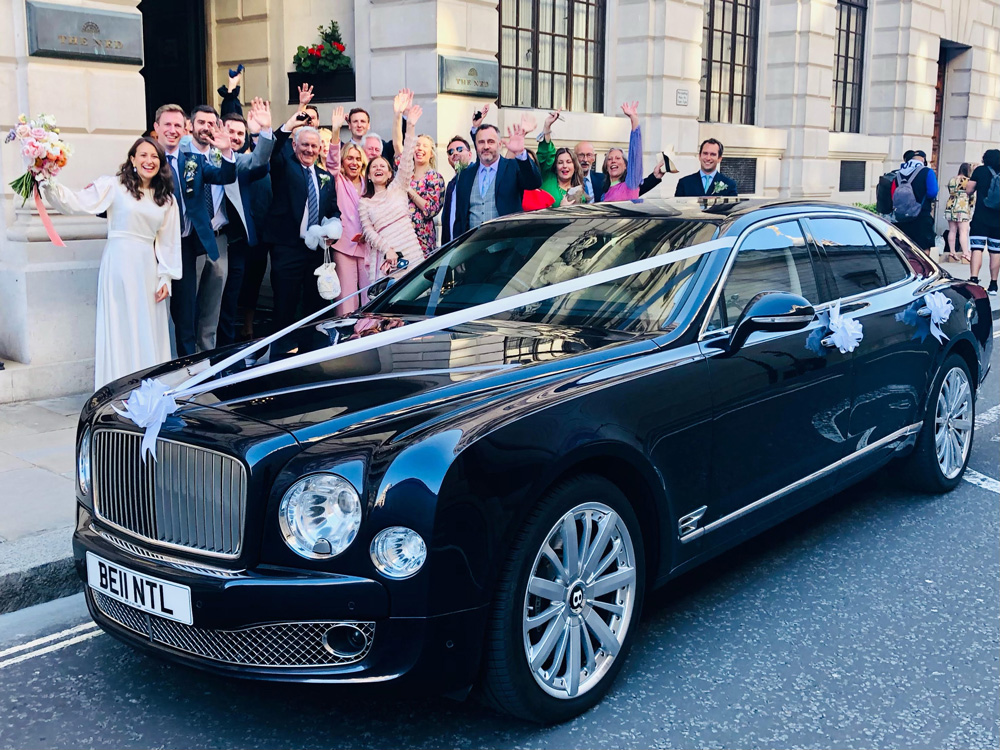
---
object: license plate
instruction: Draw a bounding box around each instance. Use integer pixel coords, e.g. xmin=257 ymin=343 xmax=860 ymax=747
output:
xmin=86 ymin=552 xmax=193 ymax=625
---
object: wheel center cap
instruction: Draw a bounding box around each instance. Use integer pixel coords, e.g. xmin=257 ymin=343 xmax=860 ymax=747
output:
xmin=568 ymin=583 xmax=586 ymax=613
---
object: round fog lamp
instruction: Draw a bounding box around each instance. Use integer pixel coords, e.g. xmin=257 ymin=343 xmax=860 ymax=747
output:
xmin=78 ymin=426 xmax=92 ymax=496
xmin=370 ymin=527 xmax=426 ymax=579
xmin=279 ymin=473 xmax=362 ymax=560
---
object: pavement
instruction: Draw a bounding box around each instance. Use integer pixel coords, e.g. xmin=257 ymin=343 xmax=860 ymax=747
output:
xmin=0 ymin=258 xmax=996 ymax=616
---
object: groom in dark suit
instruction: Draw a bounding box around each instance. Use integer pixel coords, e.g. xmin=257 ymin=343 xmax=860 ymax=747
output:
xmin=265 ymin=111 xmax=339 ymax=345
xmin=674 ymin=138 xmax=738 ymax=197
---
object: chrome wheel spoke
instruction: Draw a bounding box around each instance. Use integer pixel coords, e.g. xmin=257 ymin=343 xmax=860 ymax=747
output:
xmin=590 ymin=566 xmax=635 ymax=598
xmin=949 ymin=379 xmax=969 ymax=417
xmin=565 ymin=624 xmax=582 ymax=697
xmin=561 ymin=515 xmax=580 ymax=578
xmin=951 ymin=417 xmax=972 ymax=432
xmin=530 ymin=610 xmax=568 ymax=671
xmin=580 ymin=513 xmax=617 ymax=579
xmin=529 ymin=575 xmax=567 ymax=602
xmin=586 ymin=537 xmax=623 ymax=584
xmin=590 ymin=598 xmax=626 ymax=618
xmin=527 ymin=602 xmax=565 ymax=629
xmin=583 ymin=606 xmax=621 ymax=657
xmin=581 ymin=621 xmax=597 ymax=674
xmin=541 ymin=543 xmax=567 ymax=582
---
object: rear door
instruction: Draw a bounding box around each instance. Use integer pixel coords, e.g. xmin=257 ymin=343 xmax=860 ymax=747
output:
xmin=804 ymin=217 xmax=932 ymax=450
xmin=700 ymin=219 xmax=853 ymax=538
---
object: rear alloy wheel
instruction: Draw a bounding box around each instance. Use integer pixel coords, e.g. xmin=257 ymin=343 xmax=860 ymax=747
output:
xmin=901 ymin=354 xmax=975 ymax=493
xmin=481 ymin=475 xmax=645 ymax=723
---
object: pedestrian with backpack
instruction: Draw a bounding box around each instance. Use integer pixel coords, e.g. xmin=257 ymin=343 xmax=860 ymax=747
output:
xmin=966 ymin=148 xmax=1000 ymax=295
xmin=891 ymin=149 xmax=938 ymax=254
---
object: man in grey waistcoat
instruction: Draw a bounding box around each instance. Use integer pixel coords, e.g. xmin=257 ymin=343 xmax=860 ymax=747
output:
xmin=452 ymin=122 xmax=541 ymax=238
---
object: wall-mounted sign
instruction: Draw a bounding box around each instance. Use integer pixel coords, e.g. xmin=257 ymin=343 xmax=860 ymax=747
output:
xmin=676 ymin=89 xmax=689 ymax=107
xmin=26 ymin=1 xmax=143 ymax=66
xmin=439 ymin=55 xmax=498 ymax=98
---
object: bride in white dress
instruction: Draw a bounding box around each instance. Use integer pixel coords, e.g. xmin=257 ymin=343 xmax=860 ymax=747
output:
xmin=42 ymin=137 xmax=181 ymax=389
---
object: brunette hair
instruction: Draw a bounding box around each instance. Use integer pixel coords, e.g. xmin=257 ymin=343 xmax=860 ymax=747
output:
xmin=117 ymin=137 xmax=174 ymax=206
xmin=699 ymin=138 xmax=724 ymax=157
xmin=553 ymin=147 xmax=583 ymax=188
xmin=958 ymin=162 xmax=972 ymax=178
xmin=602 ymin=147 xmax=627 ymax=183
xmin=362 ymin=155 xmax=396 ymax=198
xmin=348 ymin=108 xmax=370 ymax=123
xmin=222 ymin=112 xmax=247 ymax=128
xmin=190 ymin=104 xmax=220 ymax=121
xmin=154 ymin=103 xmax=185 ymax=123
xmin=983 ymin=149 xmax=1000 ymax=171
xmin=447 ymin=135 xmax=471 ymax=151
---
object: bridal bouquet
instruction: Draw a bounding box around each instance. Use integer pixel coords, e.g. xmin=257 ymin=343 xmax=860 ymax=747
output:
xmin=5 ymin=113 xmax=72 ymax=204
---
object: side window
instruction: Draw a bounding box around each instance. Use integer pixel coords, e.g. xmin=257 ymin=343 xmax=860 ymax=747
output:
xmin=809 ymin=218 xmax=885 ymax=298
xmin=864 ymin=224 xmax=911 ymax=284
xmin=716 ymin=220 xmax=819 ymax=327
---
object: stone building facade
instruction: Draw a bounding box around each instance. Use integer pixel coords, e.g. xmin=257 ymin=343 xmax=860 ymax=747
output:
xmin=1 ymin=0 xmax=998 ymax=400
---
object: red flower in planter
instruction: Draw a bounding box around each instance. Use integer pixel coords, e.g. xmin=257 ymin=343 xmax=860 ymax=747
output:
xmin=332 ymin=42 xmax=345 ymax=52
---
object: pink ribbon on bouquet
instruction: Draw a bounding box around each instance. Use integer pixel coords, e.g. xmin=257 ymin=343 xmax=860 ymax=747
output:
xmin=34 ymin=185 xmax=66 ymax=247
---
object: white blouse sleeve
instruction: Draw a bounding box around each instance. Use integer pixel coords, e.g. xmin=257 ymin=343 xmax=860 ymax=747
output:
xmin=40 ymin=175 xmax=117 ymax=216
xmin=154 ymin=198 xmax=183 ymax=294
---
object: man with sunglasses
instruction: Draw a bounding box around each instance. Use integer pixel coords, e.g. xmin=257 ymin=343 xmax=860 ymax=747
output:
xmin=441 ymin=135 xmax=473 ymax=245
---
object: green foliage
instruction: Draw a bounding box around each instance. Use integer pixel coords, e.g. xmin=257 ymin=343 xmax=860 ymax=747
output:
xmin=292 ymin=21 xmax=352 ymax=73
xmin=853 ymin=202 xmax=878 ymax=214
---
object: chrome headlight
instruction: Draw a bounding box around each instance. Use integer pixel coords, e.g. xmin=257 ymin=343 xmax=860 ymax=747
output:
xmin=279 ymin=473 xmax=362 ymax=560
xmin=370 ymin=527 xmax=427 ymax=579
xmin=77 ymin=426 xmax=92 ymax=496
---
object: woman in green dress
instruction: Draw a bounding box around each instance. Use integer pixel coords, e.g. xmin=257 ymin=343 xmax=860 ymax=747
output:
xmin=537 ymin=109 xmax=588 ymax=206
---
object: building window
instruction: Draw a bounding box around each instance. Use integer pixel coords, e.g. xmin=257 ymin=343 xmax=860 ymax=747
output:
xmin=499 ymin=0 xmax=605 ymax=113
xmin=831 ymin=0 xmax=867 ymax=133
xmin=700 ymin=0 xmax=760 ymax=125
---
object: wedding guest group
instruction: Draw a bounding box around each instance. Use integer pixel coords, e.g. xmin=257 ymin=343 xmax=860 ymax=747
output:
xmin=49 ymin=69 xmax=686 ymax=389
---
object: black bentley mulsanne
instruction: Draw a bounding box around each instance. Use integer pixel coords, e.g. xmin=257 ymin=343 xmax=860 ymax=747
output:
xmin=73 ymin=200 xmax=992 ymax=723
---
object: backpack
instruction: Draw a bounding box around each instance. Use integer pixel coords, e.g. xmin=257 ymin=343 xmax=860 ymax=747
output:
xmin=892 ymin=165 xmax=925 ymax=222
xmin=875 ymin=171 xmax=896 ymax=216
xmin=984 ymin=166 xmax=1000 ymax=211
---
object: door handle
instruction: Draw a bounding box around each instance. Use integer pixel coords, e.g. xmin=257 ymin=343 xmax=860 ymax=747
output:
xmin=837 ymin=300 xmax=869 ymax=314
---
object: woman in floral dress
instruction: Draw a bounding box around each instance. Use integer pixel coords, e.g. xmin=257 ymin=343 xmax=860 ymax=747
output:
xmin=406 ymin=137 xmax=445 ymax=258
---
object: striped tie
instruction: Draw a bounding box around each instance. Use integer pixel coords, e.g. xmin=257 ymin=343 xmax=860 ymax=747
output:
xmin=305 ymin=166 xmax=319 ymax=227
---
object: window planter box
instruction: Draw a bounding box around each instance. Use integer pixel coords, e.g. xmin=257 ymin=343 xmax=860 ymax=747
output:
xmin=286 ymin=70 xmax=356 ymax=104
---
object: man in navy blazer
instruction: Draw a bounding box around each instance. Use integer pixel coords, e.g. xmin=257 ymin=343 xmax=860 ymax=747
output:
xmin=574 ymin=141 xmax=607 ymax=202
xmin=265 ymin=112 xmax=339 ymax=346
xmin=441 ymin=134 xmax=473 ymax=245
xmin=674 ymin=138 xmax=738 ymax=197
xmin=452 ymin=123 xmax=541 ymax=237
xmin=217 ymin=100 xmax=275 ymax=347
xmin=155 ymin=103 xmax=238 ymax=358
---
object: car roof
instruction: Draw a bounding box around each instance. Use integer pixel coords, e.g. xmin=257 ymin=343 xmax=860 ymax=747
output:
xmin=499 ymin=198 xmax=881 ymax=235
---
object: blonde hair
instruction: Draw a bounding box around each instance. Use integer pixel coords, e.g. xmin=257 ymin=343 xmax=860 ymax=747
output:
xmin=417 ymin=134 xmax=436 ymax=169
xmin=342 ymin=142 xmax=368 ymax=176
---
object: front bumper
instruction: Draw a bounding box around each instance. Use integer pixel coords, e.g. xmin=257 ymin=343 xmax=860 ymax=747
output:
xmin=74 ymin=515 xmax=487 ymax=692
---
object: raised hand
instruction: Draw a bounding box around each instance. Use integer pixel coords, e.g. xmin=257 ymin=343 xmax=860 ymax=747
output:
xmin=331 ymin=105 xmax=346 ymax=131
xmin=653 ymin=158 xmax=666 ymax=179
xmin=208 ymin=121 xmax=232 ymax=152
xmin=298 ymin=83 xmax=315 ymax=107
xmin=520 ymin=112 xmax=538 ymax=134
xmin=620 ymin=101 xmax=640 ymax=128
xmin=250 ymin=98 xmax=271 ymax=131
xmin=406 ymin=103 xmax=423 ymax=128
xmin=543 ymin=109 xmax=562 ymax=133
xmin=283 ymin=110 xmax=307 ymax=132
xmin=393 ymin=89 xmax=413 ymax=116
xmin=472 ymin=103 xmax=491 ymax=128
xmin=505 ymin=122 xmax=526 ymax=156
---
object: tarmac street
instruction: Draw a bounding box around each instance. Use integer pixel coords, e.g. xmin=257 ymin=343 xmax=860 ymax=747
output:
xmin=0 ymin=297 xmax=996 ymax=748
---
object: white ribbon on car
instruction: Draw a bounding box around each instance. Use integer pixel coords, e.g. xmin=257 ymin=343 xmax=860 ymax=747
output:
xmin=116 ymin=236 xmax=736 ymax=461
xmin=922 ymin=290 xmax=954 ymax=344
xmin=823 ymin=300 xmax=864 ymax=354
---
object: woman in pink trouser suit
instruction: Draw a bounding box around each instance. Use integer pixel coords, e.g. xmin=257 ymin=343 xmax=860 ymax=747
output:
xmin=327 ymin=107 xmax=371 ymax=315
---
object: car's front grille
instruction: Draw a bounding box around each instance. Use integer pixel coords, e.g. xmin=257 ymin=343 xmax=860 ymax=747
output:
xmin=91 ymin=591 xmax=375 ymax=668
xmin=92 ymin=429 xmax=247 ymax=559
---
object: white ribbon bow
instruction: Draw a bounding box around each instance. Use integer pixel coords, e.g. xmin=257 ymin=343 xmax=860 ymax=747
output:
xmin=923 ymin=290 xmax=954 ymax=344
xmin=111 ymin=379 xmax=178 ymax=462
xmin=827 ymin=300 xmax=864 ymax=354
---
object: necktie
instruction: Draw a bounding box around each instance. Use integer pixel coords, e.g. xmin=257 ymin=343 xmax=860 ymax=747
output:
xmin=480 ymin=166 xmax=493 ymax=199
xmin=204 ymin=181 xmax=215 ymax=220
xmin=584 ymin=173 xmax=594 ymax=200
xmin=167 ymin=155 xmax=184 ymax=224
xmin=702 ymin=174 xmax=712 ymax=194
xmin=305 ymin=166 xmax=319 ymax=227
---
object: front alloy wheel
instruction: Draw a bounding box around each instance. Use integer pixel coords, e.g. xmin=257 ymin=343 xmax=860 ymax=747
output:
xmin=481 ymin=474 xmax=645 ymax=723
xmin=934 ymin=365 xmax=973 ymax=479
xmin=523 ymin=503 xmax=638 ymax=700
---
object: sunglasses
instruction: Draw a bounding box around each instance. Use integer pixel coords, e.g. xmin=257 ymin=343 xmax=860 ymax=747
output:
xmin=447 ymin=146 xmax=467 ymax=155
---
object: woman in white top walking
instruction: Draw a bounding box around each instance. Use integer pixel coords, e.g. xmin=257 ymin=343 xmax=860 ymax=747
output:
xmin=42 ymin=136 xmax=181 ymax=389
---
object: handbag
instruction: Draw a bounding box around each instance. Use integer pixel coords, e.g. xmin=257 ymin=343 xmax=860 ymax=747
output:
xmin=314 ymin=246 xmax=341 ymax=300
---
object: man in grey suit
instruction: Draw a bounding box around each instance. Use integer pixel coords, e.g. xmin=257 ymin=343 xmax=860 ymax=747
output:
xmin=183 ymin=103 xmax=273 ymax=352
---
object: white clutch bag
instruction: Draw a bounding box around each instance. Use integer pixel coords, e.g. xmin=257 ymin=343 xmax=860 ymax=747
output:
xmin=315 ymin=246 xmax=342 ymax=301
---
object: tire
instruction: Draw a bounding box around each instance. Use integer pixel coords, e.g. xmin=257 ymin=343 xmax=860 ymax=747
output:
xmin=900 ymin=353 xmax=976 ymax=493
xmin=480 ymin=474 xmax=646 ymax=723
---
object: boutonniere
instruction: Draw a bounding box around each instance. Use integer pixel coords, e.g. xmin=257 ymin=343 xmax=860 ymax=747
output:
xmin=318 ymin=172 xmax=331 ymax=189
xmin=208 ymin=148 xmax=222 ymax=168
xmin=183 ymin=159 xmax=197 ymax=195
xmin=712 ymin=180 xmax=728 ymax=195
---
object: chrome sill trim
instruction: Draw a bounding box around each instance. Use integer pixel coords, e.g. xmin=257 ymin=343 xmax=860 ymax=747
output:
xmin=682 ymin=422 xmax=921 ymax=542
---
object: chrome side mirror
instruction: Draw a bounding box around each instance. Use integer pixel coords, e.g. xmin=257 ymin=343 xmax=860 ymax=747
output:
xmin=367 ymin=276 xmax=395 ymax=300
xmin=726 ymin=291 xmax=815 ymax=353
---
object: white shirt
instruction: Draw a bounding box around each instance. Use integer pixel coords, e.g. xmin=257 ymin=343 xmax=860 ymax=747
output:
xmin=190 ymin=141 xmax=229 ymax=232
xmin=299 ymin=162 xmax=322 ymax=240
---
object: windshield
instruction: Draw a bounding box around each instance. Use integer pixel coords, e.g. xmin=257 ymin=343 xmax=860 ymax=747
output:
xmin=367 ymin=218 xmax=719 ymax=332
